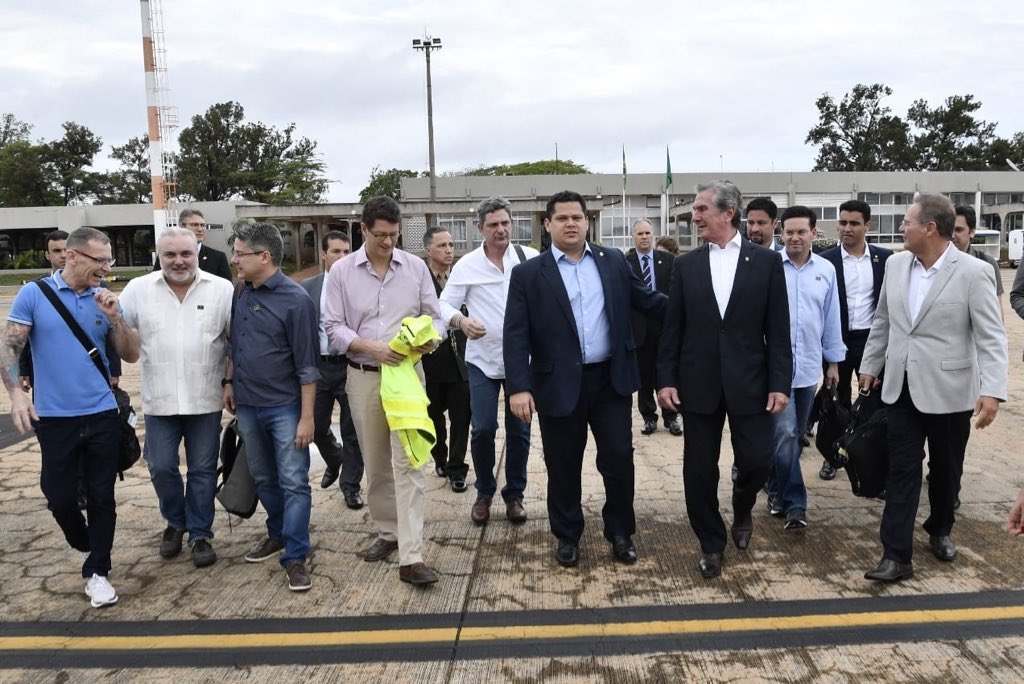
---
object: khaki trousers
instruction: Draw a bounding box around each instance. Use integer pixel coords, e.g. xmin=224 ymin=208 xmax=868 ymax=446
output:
xmin=346 ymin=365 xmax=427 ymax=566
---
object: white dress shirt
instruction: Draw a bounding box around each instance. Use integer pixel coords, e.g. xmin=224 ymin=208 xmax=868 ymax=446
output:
xmin=120 ymin=269 xmax=234 ymax=415
xmin=708 ymin=231 xmax=743 ymax=319
xmin=840 ymin=244 xmax=876 ymax=330
xmin=439 ymin=243 xmax=539 ymax=379
xmin=636 ymin=248 xmax=657 ymax=291
xmin=908 ymin=242 xmax=954 ymax=324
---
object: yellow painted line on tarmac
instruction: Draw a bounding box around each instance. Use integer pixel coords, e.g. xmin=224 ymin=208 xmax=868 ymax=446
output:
xmin=3 ymin=605 xmax=1024 ymax=652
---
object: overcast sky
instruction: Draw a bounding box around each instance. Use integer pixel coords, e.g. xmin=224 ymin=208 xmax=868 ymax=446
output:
xmin=2 ymin=0 xmax=1023 ymax=202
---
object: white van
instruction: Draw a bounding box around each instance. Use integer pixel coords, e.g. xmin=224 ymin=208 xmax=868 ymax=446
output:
xmin=1009 ymin=229 xmax=1023 ymax=268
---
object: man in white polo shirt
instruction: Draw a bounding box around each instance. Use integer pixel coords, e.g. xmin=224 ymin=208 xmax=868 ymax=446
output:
xmin=120 ymin=228 xmax=234 ymax=569
xmin=439 ymin=196 xmax=538 ymax=527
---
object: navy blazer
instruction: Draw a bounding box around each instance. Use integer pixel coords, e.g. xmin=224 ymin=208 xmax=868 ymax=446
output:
xmin=625 ymin=249 xmax=674 ymax=347
xmin=818 ymin=243 xmax=891 ymax=338
xmin=656 ymin=238 xmax=792 ymax=416
xmin=504 ymin=244 xmax=667 ymax=417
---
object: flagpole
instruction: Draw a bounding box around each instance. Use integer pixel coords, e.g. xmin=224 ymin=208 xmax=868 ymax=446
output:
xmin=622 ymin=145 xmax=627 ymax=243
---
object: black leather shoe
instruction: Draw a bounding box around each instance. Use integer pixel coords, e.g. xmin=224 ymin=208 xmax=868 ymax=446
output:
xmin=666 ymin=417 xmax=683 ymax=436
xmin=864 ymin=558 xmax=914 ymax=582
xmin=450 ymin=479 xmax=468 ymax=493
xmin=556 ymin=539 xmax=579 ymax=567
xmin=698 ymin=552 xmax=723 ymax=579
xmin=344 ymin=491 xmax=364 ymax=510
xmin=730 ymin=516 xmax=753 ymax=550
xmin=640 ymin=420 xmax=657 ymax=436
xmin=435 ymin=464 xmax=447 ymax=478
xmin=819 ymin=461 xmax=837 ymax=480
xmin=929 ymin=535 xmax=957 ymax=561
xmin=610 ymin=536 xmax=637 ymax=564
xmin=320 ymin=466 xmax=340 ymax=489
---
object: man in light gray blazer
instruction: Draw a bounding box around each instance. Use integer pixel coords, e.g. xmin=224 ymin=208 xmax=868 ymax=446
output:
xmin=859 ymin=193 xmax=1007 ymax=582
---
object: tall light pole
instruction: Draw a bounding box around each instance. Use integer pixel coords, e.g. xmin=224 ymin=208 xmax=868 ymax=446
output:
xmin=413 ymin=35 xmax=441 ymax=231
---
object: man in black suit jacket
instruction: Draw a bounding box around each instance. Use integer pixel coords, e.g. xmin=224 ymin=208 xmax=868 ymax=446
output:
xmin=505 ymin=191 xmax=667 ymax=568
xmin=421 ymin=227 xmax=471 ymax=492
xmin=816 ymin=199 xmax=891 ymax=480
xmin=657 ymin=180 xmax=792 ymax=579
xmin=625 ymin=219 xmax=680 ymax=436
xmin=300 ymin=230 xmax=365 ymax=509
xmin=155 ymin=210 xmax=233 ymax=281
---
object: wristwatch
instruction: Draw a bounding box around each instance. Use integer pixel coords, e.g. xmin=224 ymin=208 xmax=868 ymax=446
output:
xmin=221 ymin=378 xmax=233 ymax=387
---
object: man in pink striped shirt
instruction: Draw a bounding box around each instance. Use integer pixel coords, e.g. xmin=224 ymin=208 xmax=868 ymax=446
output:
xmin=324 ymin=196 xmax=446 ymax=586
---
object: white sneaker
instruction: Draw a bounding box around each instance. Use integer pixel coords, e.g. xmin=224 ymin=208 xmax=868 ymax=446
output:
xmin=84 ymin=573 xmax=118 ymax=608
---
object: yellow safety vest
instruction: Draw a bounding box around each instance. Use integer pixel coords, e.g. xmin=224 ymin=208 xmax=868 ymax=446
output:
xmin=380 ymin=315 xmax=442 ymax=469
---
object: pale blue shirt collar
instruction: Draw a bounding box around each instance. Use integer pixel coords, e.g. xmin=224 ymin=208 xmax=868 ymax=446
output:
xmin=549 ymin=242 xmax=593 ymax=263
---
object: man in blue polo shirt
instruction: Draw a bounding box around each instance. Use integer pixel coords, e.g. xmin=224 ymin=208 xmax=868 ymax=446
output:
xmin=223 ymin=222 xmax=320 ymax=592
xmin=0 ymin=227 xmax=140 ymax=609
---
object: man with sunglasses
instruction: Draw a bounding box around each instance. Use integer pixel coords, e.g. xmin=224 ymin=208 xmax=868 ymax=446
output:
xmin=324 ymin=196 xmax=446 ymax=587
xmin=1 ymin=227 xmax=140 ymax=608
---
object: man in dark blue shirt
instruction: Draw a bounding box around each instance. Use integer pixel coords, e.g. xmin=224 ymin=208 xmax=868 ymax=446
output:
xmin=223 ymin=223 xmax=320 ymax=592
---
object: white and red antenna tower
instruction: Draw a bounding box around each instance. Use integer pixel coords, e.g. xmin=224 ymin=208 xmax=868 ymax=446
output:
xmin=139 ymin=0 xmax=178 ymax=240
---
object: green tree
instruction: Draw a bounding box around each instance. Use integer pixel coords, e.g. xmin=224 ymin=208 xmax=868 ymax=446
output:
xmin=0 ymin=140 xmax=59 ymax=207
xmin=43 ymin=121 xmax=103 ymax=204
xmin=0 ymin=113 xmax=32 ymax=148
xmin=907 ymin=95 xmax=997 ymax=171
xmin=95 ymin=135 xmax=152 ymax=204
xmin=805 ymin=83 xmax=914 ymax=171
xmin=358 ymin=166 xmax=421 ymax=203
xmin=983 ymin=132 xmax=1024 ymax=170
xmin=462 ymin=159 xmax=591 ymax=176
xmin=176 ymin=101 xmax=328 ymax=204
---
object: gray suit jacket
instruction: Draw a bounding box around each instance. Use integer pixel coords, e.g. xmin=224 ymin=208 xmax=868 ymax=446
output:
xmin=860 ymin=246 xmax=1007 ymax=413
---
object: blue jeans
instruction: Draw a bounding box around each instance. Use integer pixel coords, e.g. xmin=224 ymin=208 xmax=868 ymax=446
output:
xmin=767 ymin=385 xmax=816 ymax=515
xmin=467 ymin=364 xmax=531 ymax=502
xmin=236 ymin=403 xmax=311 ymax=566
xmin=144 ymin=412 xmax=222 ymax=545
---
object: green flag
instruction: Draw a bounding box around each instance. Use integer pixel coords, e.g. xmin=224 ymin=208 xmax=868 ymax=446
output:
xmin=622 ymin=145 xmax=627 ymax=190
xmin=665 ymin=146 xmax=673 ymax=190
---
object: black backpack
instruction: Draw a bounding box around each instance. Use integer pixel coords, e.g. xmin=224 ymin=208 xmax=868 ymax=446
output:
xmin=835 ymin=390 xmax=888 ymax=498
xmin=215 ymin=418 xmax=259 ymax=518
xmin=813 ymin=386 xmax=850 ymax=468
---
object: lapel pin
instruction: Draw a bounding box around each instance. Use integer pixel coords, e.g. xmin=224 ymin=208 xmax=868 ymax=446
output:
xmin=745 ymin=256 xmax=750 ymax=262
xmin=599 ymin=251 xmax=604 ymax=256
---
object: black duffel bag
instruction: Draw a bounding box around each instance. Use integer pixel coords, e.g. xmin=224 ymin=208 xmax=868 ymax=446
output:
xmin=813 ymin=386 xmax=850 ymax=468
xmin=835 ymin=389 xmax=888 ymax=498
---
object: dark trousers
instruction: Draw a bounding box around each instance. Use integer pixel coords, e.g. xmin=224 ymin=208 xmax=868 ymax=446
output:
xmin=313 ymin=358 xmax=364 ymax=495
xmin=682 ymin=399 xmax=772 ymax=554
xmin=880 ymin=383 xmax=971 ymax=564
xmin=537 ymin=362 xmax=635 ymax=543
xmin=35 ymin=409 xmax=120 ymax=578
xmin=834 ymin=330 xmax=869 ymax=409
xmin=426 ymin=377 xmax=471 ymax=481
xmin=636 ymin=339 xmax=678 ymax=425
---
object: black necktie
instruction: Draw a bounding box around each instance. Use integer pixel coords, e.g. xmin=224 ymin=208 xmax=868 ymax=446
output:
xmin=641 ymin=254 xmax=652 ymax=290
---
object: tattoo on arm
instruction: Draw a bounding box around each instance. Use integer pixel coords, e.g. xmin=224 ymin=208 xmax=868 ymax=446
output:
xmin=1 ymin=322 xmax=31 ymax=392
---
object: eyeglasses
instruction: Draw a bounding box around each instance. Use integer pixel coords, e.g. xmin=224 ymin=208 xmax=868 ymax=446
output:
xmin=369 ymin=231 xmax=400 ymax=242
xmin=231 ymin=249 xmax=265 ymax=258
xmin=183 ymin=222 xmax=207 ymax=229
xmin=74 ymin=251 xmax=116 ymax=267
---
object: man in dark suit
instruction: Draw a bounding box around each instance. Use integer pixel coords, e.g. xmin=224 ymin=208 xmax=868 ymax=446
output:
xmin=300 ymin=230 xmax=365 ymax=510
xmin=817 ymin=199 xmax=891 ymax=480
xmin=155 ymin=209 xmax=233 ymax=281
xmin=421 ymin=227 xmax=471 ymax=492
xmin=505 ymin=190 xmax=667 ymax=568
xmin=657 ymin=180 xmax=792 ymax=579
xmin=625 ymin=219 xmax=680 ymax=436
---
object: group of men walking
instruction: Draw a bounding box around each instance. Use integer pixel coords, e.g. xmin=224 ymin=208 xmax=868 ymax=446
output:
xmin=0 ymin=182 xmax=1014 ymax=607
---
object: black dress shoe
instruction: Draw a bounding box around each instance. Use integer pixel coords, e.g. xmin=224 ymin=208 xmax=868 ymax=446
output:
xmin=666 ymin=417 xmax=683 ymax=436
xmin=929 ymin=535 xmax=957 ymax=561
xmin=730 ymin=517 xmax=753 ymax=550
xmin=344 ymin=491 xmax=364 ymax=510
xmin=434 ymin=464 xmax=447 ymax=478
xmin=640 ymin=420 xmax=657 ymax=436
xmin=864 ymin=558 xmax=914 ymax=582
xmin=450 ymin=479 xmax=468 ymax=493
xmin=698 ymin=552 xmax=722 ymax=579
xmin=819 ymin=461 xmax=837 ymax=480
xmin=556 ymin=539 xmax=579 ymax=567
xmin=610 ymin=536 xmax=637 ymax=564
xmin=320 ymin=466 xmax=340 ymax=489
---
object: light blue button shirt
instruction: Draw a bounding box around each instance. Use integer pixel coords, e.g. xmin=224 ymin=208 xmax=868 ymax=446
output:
xmin=550 ymin=243 xmax=611 ymax=364
xmin=781 ymin=251 xmax=846 ymax=388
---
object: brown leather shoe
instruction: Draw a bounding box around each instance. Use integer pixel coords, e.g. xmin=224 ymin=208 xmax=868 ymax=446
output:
xmin=399 ymin=562 xmax=440 ymax=586
xmin=361 ymin=538 xmax=398 ymax=562
xmin=471 ymin=497 xmax=491 ymax=525
xmin=505 ymin=498 xmax=527 ymax=524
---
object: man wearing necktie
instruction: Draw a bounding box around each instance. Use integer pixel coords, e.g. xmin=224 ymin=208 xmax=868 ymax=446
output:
xmin=626 ymin=220 xmax=680 ymax=436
